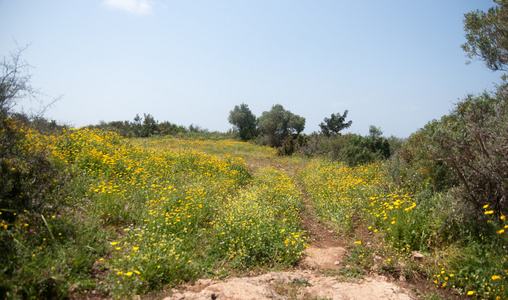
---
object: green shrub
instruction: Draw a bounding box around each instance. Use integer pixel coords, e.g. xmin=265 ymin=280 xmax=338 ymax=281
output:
xmin=0 ymin=117 xmax=110 ymax=299
xmin=389 ymin=129 xmax=454 ymax=194
xmin=297 ymin=129 xmax=392 ymax=166
xmin=277 ymin=134 xmax=308 ymax=156
xmin=424 ymin=93 xmax=508 ymax=215
xmin=0 ymin=117 xmax=65 ymax=219
xmin=335 ymin=132 xmax=390 ymax=166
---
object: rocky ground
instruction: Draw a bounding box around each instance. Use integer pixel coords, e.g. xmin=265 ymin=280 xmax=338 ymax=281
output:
xmin=163 ymin=245 xmax=415 ymax=300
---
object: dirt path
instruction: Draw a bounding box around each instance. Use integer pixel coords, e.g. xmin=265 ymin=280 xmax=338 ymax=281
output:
xmin=162 ymin=162 xmax=417 ymax=300
xmin=163 ymin=270 xmax=413 ymax=300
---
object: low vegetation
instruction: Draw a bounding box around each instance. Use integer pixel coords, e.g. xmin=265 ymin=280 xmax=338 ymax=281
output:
xmin=1 ymin=126 xmax=312 ymax=298
xmin=2 ymin=96 xmax=508 ymax=298
xmin=2 ymin=97 xmax=508 ymax=298
xmin=300 ymin=155 xmax=507 ymax=298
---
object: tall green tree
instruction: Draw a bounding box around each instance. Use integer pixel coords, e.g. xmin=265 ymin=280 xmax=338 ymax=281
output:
xmin=228 ymin=103 xmax=257 ymax=141
xmin=257 ymin=104 xmax=305 ymax=147
xmin=141 ymin=113 xmax=157 ymax=137
xmin=319 ymin=110 xmax=352 ymax=136
xmin=462 ymin=0 xmax=508 ymax=72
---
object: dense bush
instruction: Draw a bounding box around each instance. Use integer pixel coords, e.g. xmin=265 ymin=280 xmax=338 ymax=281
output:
xmin=339 ymin=132 xmax=390 ymax=166
xmin=0 ymin=118 xmax=64 ymax=216
xmin=0 ymin=116 xmax=79 ymax=299
xmin=424 ymin=92 xmax=508 ymax=215
xmin=276 ymin=134 xmax=309 ymax=156
xmin=391 ymin=128 xmax=454 ymax=194
xmin=395 ymin=92 xmax=508 ymax=214
xmin=297 ymin=128 xmax=392 ymax=166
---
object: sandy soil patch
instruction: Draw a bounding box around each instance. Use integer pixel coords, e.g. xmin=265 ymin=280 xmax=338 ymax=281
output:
xmin=164 ymin=270 xmax=414 ymax=300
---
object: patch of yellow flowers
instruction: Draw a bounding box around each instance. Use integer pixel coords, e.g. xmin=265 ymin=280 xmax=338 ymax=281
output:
xmin=47 ymin=128 xmax=307 ymax=292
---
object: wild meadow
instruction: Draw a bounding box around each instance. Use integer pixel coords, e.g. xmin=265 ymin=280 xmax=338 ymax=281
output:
xmin=0 ymin=125 xmax=307 ymax=298
xmin=1 ymin=113 xmax=507 ymax=299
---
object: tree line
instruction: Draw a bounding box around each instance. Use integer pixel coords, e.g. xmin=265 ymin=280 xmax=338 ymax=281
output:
xmin=228 ymin=104 xmax=354 ymax=143
xmin=87 ymin=113 xmax=188 ymax=138
xmin=228 ymin=103 xmax=392 ymax=165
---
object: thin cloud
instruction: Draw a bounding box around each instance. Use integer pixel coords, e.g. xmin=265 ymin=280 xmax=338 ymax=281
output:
xmin=103 ymin=0 xmax=153 ymax=15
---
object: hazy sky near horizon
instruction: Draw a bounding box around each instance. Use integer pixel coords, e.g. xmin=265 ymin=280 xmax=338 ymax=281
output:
xmin=0 ymin=0 xmax=503 ymax=137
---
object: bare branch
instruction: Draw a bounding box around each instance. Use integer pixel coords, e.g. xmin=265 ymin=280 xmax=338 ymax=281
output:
xmin=1 ymin=42 xmax=61 ymax=120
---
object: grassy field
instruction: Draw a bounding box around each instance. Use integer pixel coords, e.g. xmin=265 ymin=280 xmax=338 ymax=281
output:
xmin=1 ymin=127 xmax=308 ymax=298
xmin=1 ymin=125 xmax=507 ymax=299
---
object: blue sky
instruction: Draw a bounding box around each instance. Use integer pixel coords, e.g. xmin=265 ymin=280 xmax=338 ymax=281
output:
xmin=0 ymin=0 xmax=502 ymax=137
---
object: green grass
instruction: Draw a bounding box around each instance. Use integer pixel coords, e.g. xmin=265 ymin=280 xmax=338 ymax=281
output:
xmin=2 ymin=123 xmax=507 ymax=299
xmin=0 ymin=127 xmax=308 ymax=298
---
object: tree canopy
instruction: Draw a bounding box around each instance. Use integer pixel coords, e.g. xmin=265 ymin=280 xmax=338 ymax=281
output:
xmin=319 ymin=110 xmax=352 ymax=136
xmin=462 ymin=0 xmax=508 ymax=72
xmin=257 ymin=104 xmax=305 ymax=147
xmin=228 ymin=103 xmax=257 ymax=141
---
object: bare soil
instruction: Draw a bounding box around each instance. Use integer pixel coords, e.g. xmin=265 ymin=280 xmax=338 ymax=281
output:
xmin=163 ymin=270 xmax=414 ymax=300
